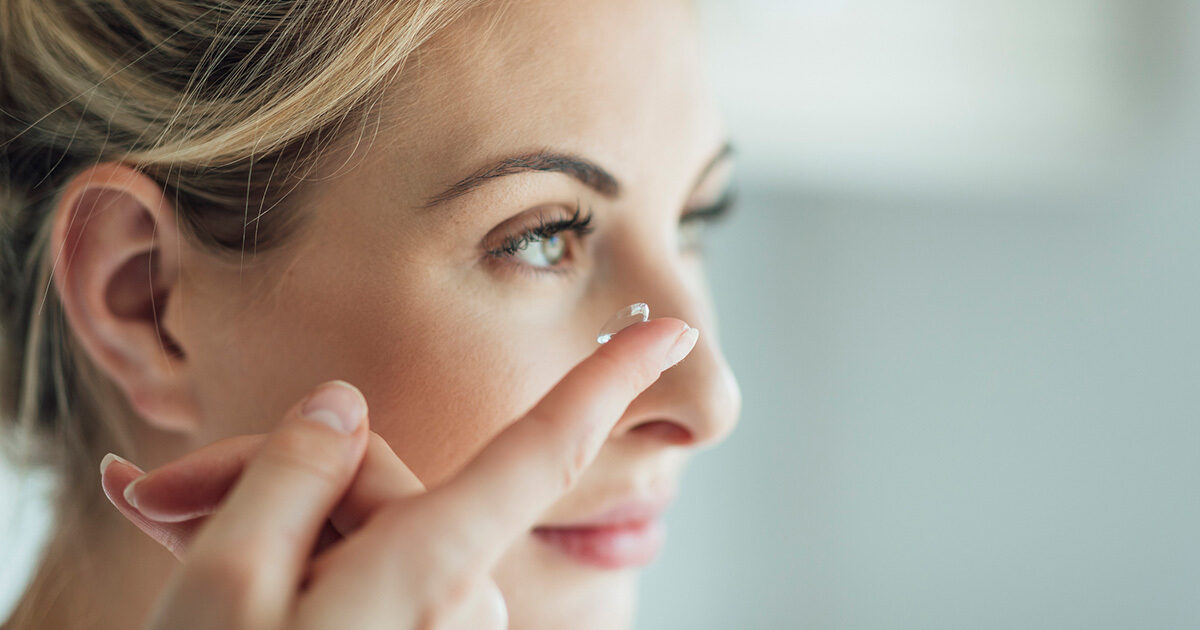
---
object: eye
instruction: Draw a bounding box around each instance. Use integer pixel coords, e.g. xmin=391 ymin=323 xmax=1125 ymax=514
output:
xmin=512 ymin=232 xmax=567 ymax=268
xmin=679 ymin=189 xmax=737 ymax=252
xmin=485 ymin=204 xmax=595 ymax=276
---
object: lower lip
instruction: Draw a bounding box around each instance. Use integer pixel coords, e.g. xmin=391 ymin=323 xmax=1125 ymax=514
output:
xmin=532 ymin=518 xmax=665 ymax=569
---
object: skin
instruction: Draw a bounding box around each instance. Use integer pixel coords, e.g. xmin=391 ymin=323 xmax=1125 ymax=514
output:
xmin=97 ymin=320 xmax=698 ymax=629
xmin=43 ymin=0 xmax=740 ymax=628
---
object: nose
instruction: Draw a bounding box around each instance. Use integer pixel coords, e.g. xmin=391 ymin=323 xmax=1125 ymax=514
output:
xmin=605 ymin=251 xmax=743 ymax=450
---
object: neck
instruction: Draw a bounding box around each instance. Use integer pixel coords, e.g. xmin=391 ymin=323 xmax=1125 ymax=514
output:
xmin=6 ymin=507 xmax=176 ymax=630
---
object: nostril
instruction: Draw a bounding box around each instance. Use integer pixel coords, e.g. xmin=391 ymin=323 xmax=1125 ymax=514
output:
xmin=629 ymin=420 xmax=693 ymax=445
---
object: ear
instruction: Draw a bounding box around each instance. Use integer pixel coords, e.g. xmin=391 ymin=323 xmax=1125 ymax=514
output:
xmin=50 ymin=162 xmax=200 ymax=434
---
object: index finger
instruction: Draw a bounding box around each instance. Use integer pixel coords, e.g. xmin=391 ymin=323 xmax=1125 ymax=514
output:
xmin=427 ymin=316 xmax=698 ymax=565
xmin=125 ymin=431 xmax=424 ymax=534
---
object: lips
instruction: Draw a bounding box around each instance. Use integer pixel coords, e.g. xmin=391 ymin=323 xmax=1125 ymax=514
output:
xmin=531 ymin=493 xmax=673 ymax=569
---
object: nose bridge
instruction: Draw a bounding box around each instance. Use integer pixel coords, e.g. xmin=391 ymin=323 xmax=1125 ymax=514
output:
xmin=608 ymin=241 xmax=742 ymax=448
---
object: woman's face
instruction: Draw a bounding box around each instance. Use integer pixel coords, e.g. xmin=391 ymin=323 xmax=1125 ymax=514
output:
xmin=171 ymin=0 xmax=741 ymax=627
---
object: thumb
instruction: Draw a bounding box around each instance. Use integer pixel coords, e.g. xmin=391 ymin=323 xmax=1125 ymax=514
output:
xmin=148 ymin=380 xmax=370 ymax=629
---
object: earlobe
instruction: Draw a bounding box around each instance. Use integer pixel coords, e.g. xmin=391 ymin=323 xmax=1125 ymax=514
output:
xmin=50 ymin=162 xmax=201 ymax=434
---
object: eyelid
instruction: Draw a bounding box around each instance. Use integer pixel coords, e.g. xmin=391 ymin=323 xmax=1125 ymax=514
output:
xmin=683 ymin=187 xmax=738 ymax=222
xmin=482 ymin=203 xmax=595 ymax=280
xmin=482 ymin=187 xmax=734 ymax=280
xmin=484 ymin=204 xmax=591 ymax=253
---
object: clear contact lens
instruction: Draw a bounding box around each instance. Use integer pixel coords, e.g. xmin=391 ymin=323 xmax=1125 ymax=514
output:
xmin=597 ymin=302 xmax=650 ymax=344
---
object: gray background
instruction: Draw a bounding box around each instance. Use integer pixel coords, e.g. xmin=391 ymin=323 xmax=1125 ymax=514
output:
xmin=5 ymin=1 xmax=1200 ymax=628
xmin=639 ymin=1 xmax=1200 ymax=629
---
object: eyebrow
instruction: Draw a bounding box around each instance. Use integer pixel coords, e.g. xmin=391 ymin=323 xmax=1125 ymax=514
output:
xmin=419 ymin=140 xmax=734 ymax=210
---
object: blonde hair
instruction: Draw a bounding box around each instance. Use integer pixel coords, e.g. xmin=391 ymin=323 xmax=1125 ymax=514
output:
xmin=0 ymin=0 xmax=483 ymax=623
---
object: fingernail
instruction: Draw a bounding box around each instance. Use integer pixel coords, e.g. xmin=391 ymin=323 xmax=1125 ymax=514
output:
xmin=100 ymin=452 xmax=130 ymax=476
xmin=123 ymin=476 xmax=145 ymax=510
xmin=598 ymin=302 xmax=650 ymax=344
xmin=302 ymin=380 xmax=367 ymax=433
xmin=662 ymin=326 xmax=700 ymax=370
xmin=100 ymin=453 xmax=146 ymax=510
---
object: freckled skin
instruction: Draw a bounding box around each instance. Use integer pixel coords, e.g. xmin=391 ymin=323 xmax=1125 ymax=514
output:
xmin=168 ymin=0 xmax=742 ymax=627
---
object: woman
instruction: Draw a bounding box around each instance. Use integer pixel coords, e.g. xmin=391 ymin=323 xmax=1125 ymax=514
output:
xmin=0 ymin=0 xmax=741 ymax=627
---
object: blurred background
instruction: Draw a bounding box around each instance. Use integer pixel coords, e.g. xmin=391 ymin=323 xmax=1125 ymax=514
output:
xmin=637 ymin=1 xmax=1200 ymax=629
xmin=4 ymin=1 xmax=1200 ymax=628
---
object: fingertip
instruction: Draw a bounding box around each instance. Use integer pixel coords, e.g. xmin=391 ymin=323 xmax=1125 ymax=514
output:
xmin=661 ymin=324 xmax=700 ymax=371
xmin=596 ymin=317 xmax=690 ymax=353
xmin=660 ymin=317 xmax=694 ymax=340
xmin=593 ymin=317 xmax=693 ymax=381
xmin=300 ymin=379 xmax=369 ymax=434
xmin=100 ymin=453 xmax=117 ymax=476
xmin=98 ymin=452 xmax=198 ymax=559
xmin=175 ymin=380 xmax=374 ymax=585
xmin=123 ymin=476 xmax=144 ymax=511
xmin=100 ymin=452 xmax=137 ymax=477
xmin=99 ymin=454 xmax=144 ymax=513
xmin=645 ymin=317 xmax=694 ymax=342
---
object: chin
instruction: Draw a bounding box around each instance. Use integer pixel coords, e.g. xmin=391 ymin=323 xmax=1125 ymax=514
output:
xmin=493 ymin=533 xmax=645 ymax=629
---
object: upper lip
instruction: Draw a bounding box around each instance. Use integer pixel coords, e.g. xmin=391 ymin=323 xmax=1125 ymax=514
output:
xmin=533 ymin=490 xmax=676 ymax=530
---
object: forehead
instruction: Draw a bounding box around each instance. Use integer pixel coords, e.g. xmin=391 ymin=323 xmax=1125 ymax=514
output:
xmin=367 ymin=0 xmax=723 ymax=204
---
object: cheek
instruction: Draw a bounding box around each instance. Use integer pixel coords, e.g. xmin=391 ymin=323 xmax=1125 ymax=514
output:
xmin=184 ymin=223 xmax=593 ymax=488
xmin=186 ymin=285 xmax=522 ymax=486
xmin=304 ymin=282 xmax=580 ymax=489
xmin=348 ymin=300 xmax=580 ymax=487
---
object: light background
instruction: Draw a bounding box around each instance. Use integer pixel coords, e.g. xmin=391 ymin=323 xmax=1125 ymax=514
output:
xmin=4 ymin=2 xmax=1199 ymax=628
xmin=638 ymin=1 xmax=1200 ymax=628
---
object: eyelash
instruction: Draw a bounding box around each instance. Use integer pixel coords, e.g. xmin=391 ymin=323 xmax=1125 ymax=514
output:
xmin=485 ymin=190 xmax=737 ymax=278
xmin=485 ymin=202 xmax=596 ymax=268
xmin=682 ymin=189 xmax=737 ymax=226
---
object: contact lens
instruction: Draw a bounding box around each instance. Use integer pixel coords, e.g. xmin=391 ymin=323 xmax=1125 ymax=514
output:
xmin=597 ymin=302 xmax=650 ymax=344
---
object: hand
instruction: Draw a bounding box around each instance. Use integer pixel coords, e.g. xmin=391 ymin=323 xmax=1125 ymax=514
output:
xmin=99 ymin=318 xmax=699 ymax=629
